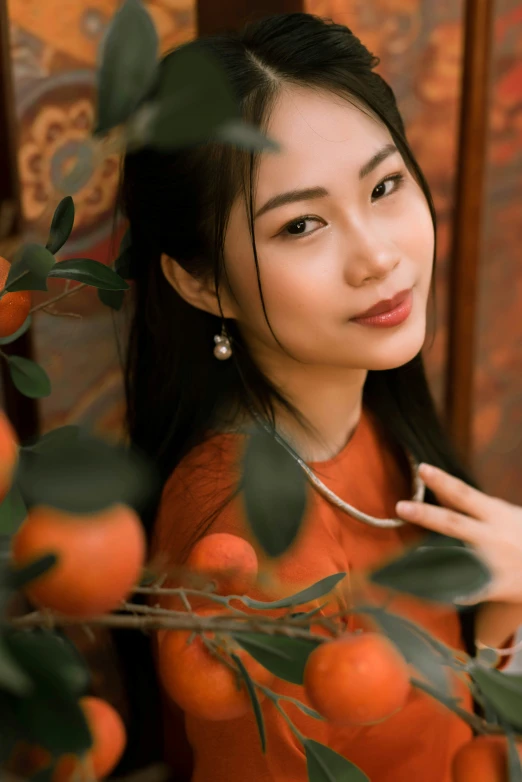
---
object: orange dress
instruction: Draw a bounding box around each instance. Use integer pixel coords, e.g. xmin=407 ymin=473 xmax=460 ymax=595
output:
xmin=149 ymin=405 xmax=475 ymax=781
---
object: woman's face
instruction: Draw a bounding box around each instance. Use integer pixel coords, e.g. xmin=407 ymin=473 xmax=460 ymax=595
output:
xmin=222 ymin=85 xmax=435 ymax=372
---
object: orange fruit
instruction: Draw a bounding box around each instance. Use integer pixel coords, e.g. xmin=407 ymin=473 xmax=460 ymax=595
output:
xmin=0 ymin=409 xmax=19 ymax=502
xmin=452 ymin=735 xmax=522 ymax=781
xmin=11 ymin=504 xmax=145 ymax=617
xmin=304 ymin=631 xmax=411 ymax=725
xmin=0 ymin=255 xmax=31 ymax=338
xmin=157 ymin=606 xmax=275 ymax=721
xmin=52 ymin=697 xmax=126 ymax=781
xmin=5 ymin=698 xmax=126 ymax=781
xmin=186 ymin=532 xmax=258 ymax=596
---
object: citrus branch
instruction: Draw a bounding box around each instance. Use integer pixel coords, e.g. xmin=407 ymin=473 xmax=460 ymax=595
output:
xmin=29 ymin=282 xmax=87 ymax=315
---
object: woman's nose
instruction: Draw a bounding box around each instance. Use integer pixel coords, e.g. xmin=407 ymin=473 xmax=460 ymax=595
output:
xmin=343 ymin=228 xmax=401 ymax=287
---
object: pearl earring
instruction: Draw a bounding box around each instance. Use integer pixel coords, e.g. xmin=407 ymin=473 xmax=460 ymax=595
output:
xmin=213 ymin=322 xmax=232 ymax=360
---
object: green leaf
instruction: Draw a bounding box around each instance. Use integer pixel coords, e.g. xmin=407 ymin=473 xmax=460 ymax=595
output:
xmin=0 ymin=314 xmax=32 ymax=345
xmin=46 ymin=197 xmax=75 ymax=255
xmin=7 ymin=356 xmax=51 ymax=399
xmin=95 ymin=0 xmax=159 ymax=134
xmin=230 ymin=651 xmax=266 ymax=753
xmin=304 ymin=739 xmax=369 ymax=782
xmin=0 ymin=635 xmax=34 ymax=696
xmin=13 ymin=688 xmax=92 ymax=755
xmin=55 ymin=142 xmax=95 ymax=195
xmin=0 ymin=481 xmax=27 ymax=535
xmin=5 ymin=629 xmax=90 ymax=699
xmin=370 ymin=608 xmax=451 ymax=696
xmin=242 ymin=573 xmax=347 ymax=610
xmin=370 ymin=545 xmax=491 ymax=604
xmin=98 ymin=288 xmax=125 ymax=310
xmin=507 ymin=730 xmax=522 ymax=781
xmin=232 ymin=634 xmax=321 ymax=685
xmin=21 ymin=425 xmax=81 ymax=455
xmin=241 ymin=426 xmax=309 ymax=558
xmin=212 ymin=119 xmax=279 ymax=152
xmin=279 ymin=695 xmax=323 ymax=720
xmin=4 ymin=248 xmax=50 ymax=293
xmin=19 ymin=244 xmax=55 ymax=281
xmin=411 ymin=677 xmax=465 ymax=714
xmin=48 ymin=258 xmax=130 ymax=291
xmin=136 ymin=45 xmax=240 ymax=150
xmin=15 ymin=431 xmax=159 ymax=514
xmin=470 ymin=667 xmax=522 ymax=731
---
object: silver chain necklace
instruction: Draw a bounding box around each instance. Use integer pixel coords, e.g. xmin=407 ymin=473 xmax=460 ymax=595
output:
xmin=249 ymin=411 xmax=426 ymax=530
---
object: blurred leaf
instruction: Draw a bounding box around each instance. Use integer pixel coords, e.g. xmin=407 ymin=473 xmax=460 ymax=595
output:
xmin=13 ymin=688 xmax=92 ymax=755
xmin=19 ymin=244 xmax=55 ymax=279
xmin=230 ymin=652 xmax=266 ymax=753
xmin=304 ymin=739 xmax=369 ymax=781
xmin=0 ymin=481 xmax=27 ymax=535
xmin=242 ymin=572 xmax=346 ymax=610
xmin=15 ymin=432 xmax=159 ymax=514
xmin=95 ymin=0 xmax=158 ymax=134
xmin=46 ymin=197 xmax=75 ymax=255
xmin=21 ymin=425 xmax=81 ymax=455
xmin=5 ymin=629 xmax=90 ymax=698
xmin=411 ymin=677 xmax=465 ymax=714
xmin=470 ymin=667 xmax=522 ymax=731
xmin=55 ymin=142 xmax=95 ymax=195
xmin=5 ymin=247 xmax=50 ymax=293
xmin=98 ymin=288 xmax=125 ymax=310
xmin=0 ymin=635 xmax=34 ymax=696
xmin=7 ymin=356 xmax=51 ymax=399
xmin=48 ymin=258 xmax=130 ymax=291
xmin=281 ymin=695 xmax=323 ymax=720
xmin=370 ymin=608 xmax=451 ymax=696
xmin=0 ymin=315 xmax=32 ymax=345
xmin=212 ymin=119 xmax=279 ymax=152
xmin=232 ymin=634 xmax=321 ymax=685
xmin=507 ymin=730 xmax=522 ymax=781
xmin=6 ymin=554 xmax=58 ymax=591
xmin=370 ymin=546 xmax=491 ymax=604
xmin=135 ymin=45 xmax=240 ymax=150
xmin=241 ymin=426 xmax=308 ymax=558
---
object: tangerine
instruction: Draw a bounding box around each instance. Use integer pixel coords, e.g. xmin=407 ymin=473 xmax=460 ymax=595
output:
xmin=157 ymin=606 xmax=275 ymax=721
xmin=52 ymin=696 xmax=126 ymax=781
xmin=452 ymin=735 xmax=522 ymax=782
xmin=0 ymin=255 xmax=31 ymax=338
xmin=11 ymin=503 xmax=145 ymax=617
xmin=5 ymin=697 xmax=126 ymax=781
xmin=0 ymin=409 xmax=19 ymax=502
xmin=186 ymin=532 xmax=258 ymax=596
xmin=304 ymin=631 xmax=411 ymax=725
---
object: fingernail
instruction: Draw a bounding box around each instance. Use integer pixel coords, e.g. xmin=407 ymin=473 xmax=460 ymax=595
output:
xmin=418 ymin=463 xmax=434 ymax=476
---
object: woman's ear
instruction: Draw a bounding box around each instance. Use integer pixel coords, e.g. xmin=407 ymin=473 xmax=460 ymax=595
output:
xmin=160 ymin=254 xmax=236 ymax=319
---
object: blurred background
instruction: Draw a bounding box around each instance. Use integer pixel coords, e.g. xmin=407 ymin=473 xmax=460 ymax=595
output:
xmin=1 ymin=0 xmax=521 ymax=687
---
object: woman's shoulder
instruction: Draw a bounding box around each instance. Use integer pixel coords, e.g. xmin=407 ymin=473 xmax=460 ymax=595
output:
xmin=150 ymin=430 xmax=248 ymax=564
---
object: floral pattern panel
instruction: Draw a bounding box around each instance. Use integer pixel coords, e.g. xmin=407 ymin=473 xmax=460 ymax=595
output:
xmin=7 ymin=0 xmax=195 ymax=443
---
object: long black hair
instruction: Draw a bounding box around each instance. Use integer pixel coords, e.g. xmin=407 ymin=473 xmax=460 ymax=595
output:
xmin=111 ymin=13 xmax=479 ymax=777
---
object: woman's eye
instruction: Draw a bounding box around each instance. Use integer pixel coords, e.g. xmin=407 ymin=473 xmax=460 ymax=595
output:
xmin=371 ymin=173 xmax=404 ymax=201
xmin=282 ymin=217 xmax=323 ymax=238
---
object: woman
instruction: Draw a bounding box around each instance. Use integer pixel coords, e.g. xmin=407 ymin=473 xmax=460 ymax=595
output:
xmin=114 ymin=12 xmax=522 ymax=781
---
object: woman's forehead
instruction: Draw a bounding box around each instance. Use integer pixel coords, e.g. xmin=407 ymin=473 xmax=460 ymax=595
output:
xmin=255 ymin=86 xmax=393 ymax=196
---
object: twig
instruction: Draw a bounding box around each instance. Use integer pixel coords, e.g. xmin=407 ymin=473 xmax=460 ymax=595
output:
xmin=29 ymin=282 xmax=87 ymax=315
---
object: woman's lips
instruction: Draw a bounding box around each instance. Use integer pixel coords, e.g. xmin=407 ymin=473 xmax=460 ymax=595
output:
xmin=351 ymin=289 xmax=413 ymax=328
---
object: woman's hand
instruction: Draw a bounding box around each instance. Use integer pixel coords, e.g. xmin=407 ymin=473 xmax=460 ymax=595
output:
xmin=395 ymin=463 xmax=522 ymax=604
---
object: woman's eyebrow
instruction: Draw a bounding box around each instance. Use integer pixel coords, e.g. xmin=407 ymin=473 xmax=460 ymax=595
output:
xmin=254 ymin=143 xmax=399 ymax=220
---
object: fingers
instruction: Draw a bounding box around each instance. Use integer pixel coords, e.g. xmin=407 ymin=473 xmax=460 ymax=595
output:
xmin=395 ymin=499 xmax=483 ymax=543
xmin=417 ymin=463 xmax=498 ymax=521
